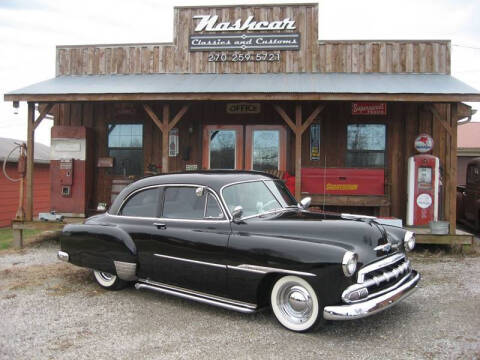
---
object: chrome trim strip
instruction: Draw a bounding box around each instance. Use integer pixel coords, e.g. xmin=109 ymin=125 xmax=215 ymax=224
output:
xmin=135 ymin=279 xmax=257 ymax=313
xmin=228 ymin=264 xmax=316 ymax=277
xmin=113 ymin=261 xmax=137 ymax=281
xmin=324 ymin=271 xmax=420 ymax=321
xmin=115 ymin=183 xmax=230 ymax=221
xmin=57 ymin=251 xmax=69 ymax=262
xmin=357 ymin=253 xmax=406 ymax=283
xmin=154 ymin=253 xmax=227 ymax=269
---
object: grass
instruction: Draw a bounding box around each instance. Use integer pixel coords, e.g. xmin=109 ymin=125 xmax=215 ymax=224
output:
xmin=0 ymin=228 xmax=44 ymax=250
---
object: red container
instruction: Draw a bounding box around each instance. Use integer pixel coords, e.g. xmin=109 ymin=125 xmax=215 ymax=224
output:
xmin=301 ymin=168 xmax=385 ymax=195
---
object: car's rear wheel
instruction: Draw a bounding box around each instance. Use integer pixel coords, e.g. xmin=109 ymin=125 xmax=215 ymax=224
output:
xmin=270 ymin=275 xmax=323 ymax=332
xmin=93 ymin=270 xmax=127 ymax=290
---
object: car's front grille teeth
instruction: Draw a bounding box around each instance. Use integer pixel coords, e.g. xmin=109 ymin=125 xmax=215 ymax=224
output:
xmin=362 ymin=257 xmax=411 ymax=293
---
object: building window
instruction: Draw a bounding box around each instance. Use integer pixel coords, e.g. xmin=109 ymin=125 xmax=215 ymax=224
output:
xmin=108 ymin=124 xmax=143 ymax=176
xmin=346 ymin=124 xmax=386 ymax=168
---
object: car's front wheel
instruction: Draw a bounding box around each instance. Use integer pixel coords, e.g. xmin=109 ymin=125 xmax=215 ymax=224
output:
xmin=270 ymin=275 xmax=323 ymax=332
xmin=93 ymin=270 xmax=127 ymax=290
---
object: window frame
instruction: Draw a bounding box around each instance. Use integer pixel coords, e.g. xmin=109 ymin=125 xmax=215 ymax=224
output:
xmin=107 ymin=123 xmax=144 ymax=176
xmin=245 ymin=125 xmax=287 ymax=172
xmin=345 ymin=123 xmax=387 ymax=168
xmin=115 ymin=184 xmax=229 ymax=222
xmin=118 ymin=186 xmax=162 ymax=218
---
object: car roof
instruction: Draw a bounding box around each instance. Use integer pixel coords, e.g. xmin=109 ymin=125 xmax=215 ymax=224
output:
xmin=109 ymin=170 xmax=278 ymax=214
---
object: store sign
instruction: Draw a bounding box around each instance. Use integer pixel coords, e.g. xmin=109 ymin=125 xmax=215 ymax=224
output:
xmin=226 ymin=103 xmax=260 ymax=114
xmin=190 ymin=33 xmax=300 ymax=51
xmin=169 ymin=128 xmax=179 ymax=157
xmin=191 ymin=14 xmax=300 ymax=52
xmin=414 ymin=133 xmax=434 ymax=153
xmin=193 ymin=15 xmax=296 ymax=32
xmin=352 ymin=102 xmax=387 ymax=115
xmin=310 ymin=123 xmax=320 ymax=160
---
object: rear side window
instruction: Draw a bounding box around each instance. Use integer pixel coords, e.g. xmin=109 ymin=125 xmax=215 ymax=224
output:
xmin=163 ymin=187 xmax=224 ymax=220
xmin=120 ymin=188 xmax=159 ymax=217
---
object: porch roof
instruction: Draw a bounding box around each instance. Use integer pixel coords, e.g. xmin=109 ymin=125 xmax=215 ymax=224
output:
xmin=4 ymin=73 xmax=480 ymax=102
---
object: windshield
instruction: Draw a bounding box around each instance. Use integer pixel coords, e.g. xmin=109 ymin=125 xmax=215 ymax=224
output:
xmin=222 ymin=180 xmax=297 ymax=218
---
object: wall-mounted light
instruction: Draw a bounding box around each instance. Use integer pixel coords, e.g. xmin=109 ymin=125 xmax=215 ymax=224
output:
xmin=13 ymin=101 xmax=19 ymax=115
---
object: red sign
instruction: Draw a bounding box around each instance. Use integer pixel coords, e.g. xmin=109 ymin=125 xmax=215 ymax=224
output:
xmin=301 ymin=168 xmax=385 ymax=196
xmin=414 ymin=133 xmax=434 ymax=153
xmin=352 ymin=102 xmax=387 ymax=115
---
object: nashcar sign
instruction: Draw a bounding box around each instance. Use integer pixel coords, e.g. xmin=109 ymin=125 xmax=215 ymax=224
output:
xmin=193 ymin=15 xmax=296 ymax=32
xmin=190 ymin=15 xmax=300 ymax=52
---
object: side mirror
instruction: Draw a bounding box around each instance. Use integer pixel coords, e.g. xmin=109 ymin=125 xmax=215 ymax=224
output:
xmin=195 ymin=187 xmax=205 ymax=197
xmin=231 ymin=206 xmax=244 ymax=223
xmin=299 ymin=197 xmax=311 ymax=210
xmin=97 ymin=202 xmax=108 ymax=212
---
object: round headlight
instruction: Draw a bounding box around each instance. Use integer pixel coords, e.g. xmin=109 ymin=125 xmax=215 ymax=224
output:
xmin=404 ymin=231 xmax=416 ymax=251
xmin=342 ymin=251 xmax=358 ymax=277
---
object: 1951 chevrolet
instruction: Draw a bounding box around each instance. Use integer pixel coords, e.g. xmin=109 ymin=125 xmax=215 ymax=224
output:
xmin=58 ymin=171 xmax=420 ymax=332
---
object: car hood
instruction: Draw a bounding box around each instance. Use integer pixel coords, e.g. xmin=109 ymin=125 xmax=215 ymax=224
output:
xmin=242 ymin=210 xmax=403 ymax=266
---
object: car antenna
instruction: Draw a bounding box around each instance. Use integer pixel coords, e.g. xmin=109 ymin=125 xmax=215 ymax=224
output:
xmin=322 ymin=154 xmax=327 ymax=219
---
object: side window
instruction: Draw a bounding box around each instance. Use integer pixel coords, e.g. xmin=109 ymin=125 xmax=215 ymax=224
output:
xmin=205 ymin=193 xmax=224 ymax=219
xmin=163 ymin=187 xmax=206 ymax=219
xmin=162 ymin=187 xmax=224 ymax=220
xmin=120 ymin=188 xmax=159 ymax=217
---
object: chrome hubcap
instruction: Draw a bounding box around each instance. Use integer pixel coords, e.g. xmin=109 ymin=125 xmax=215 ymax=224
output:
xmin=277 ymin=284 xmax=313 ymax=324
xmin=99 ymin=272 xmax=114 ymax=281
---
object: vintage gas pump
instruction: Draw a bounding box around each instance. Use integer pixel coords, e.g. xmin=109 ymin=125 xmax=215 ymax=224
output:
xmin=406 ymin=134 xmax=440 ymax=226
xmin=50 ymin=126 xmax=93 ymax=217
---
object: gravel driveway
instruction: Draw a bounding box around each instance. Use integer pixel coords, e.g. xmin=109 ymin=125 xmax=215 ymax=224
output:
xmin=1 ymin=239 xmax=479 ymax=360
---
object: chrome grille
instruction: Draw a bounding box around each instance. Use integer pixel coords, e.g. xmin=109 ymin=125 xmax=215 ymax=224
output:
xmin=342 ymin=253 xmax=412 ymax=304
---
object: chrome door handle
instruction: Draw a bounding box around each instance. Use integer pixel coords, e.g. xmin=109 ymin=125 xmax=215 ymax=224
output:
xmin=153 ymin=223 xmax=167 ymax=230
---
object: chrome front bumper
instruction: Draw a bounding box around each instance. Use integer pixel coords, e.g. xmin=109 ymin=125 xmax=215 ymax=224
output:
xmin=323 ymin=271 xmax=420 ymax=320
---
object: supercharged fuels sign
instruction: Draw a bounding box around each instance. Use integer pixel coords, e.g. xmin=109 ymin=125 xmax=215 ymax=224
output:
xmin=189 ymin=33 xmax=300 ymax=51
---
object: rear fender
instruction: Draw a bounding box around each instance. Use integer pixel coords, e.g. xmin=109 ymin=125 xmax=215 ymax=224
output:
xmin=60 ymin=224 xmax=137 ymax=279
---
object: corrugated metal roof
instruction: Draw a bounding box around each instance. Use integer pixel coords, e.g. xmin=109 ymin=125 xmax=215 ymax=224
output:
xmin=5 ymin=73 xmax=480 ymax=97
xmin=0 ymin=137 xmax=50 ymax=164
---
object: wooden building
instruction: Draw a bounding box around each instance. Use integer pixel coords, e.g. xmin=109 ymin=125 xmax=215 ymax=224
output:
xmin=4 ymin=3 xmax=480 ymax=242
xmin=0 ymin=138 xmax=50 ymax=227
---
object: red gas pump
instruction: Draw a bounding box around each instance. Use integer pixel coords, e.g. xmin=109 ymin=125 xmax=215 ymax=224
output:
xmin=407 ymin=154 xmax=440 ymax=226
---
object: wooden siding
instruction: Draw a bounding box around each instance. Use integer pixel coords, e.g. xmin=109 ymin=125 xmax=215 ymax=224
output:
xmin=52 ymin=100 xmax=456 ymax=222
xmin=0 ymin=163 xmax=50 ymax=227
xmin=56 ymin=4 xmax=450 ymax=75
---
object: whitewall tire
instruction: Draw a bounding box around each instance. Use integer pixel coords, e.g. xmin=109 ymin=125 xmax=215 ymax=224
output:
xmin=93 ymin=270 xmax=126 ymax=290
xmin=270 ymin=275 xmax=321 ymax=332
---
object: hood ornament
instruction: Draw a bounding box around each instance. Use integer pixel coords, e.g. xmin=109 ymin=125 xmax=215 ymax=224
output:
xmin=374 ymin=243 xmax=392 ymax=252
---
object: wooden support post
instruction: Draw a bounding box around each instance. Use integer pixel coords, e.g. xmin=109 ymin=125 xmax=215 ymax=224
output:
xmin=143 ymin=103 xmax=190 ymax=174
xmin=273 ymin=103 xmax=325 ymax=201
xmin=162 ymin=104 xmax=170 ymax=173
xmin=274 ymin=103 xmax=326 ymax=201
xmin=26 ymin=102 xmax=35 ymax=221
xmin=12 ymin=229 xmax=23 ymax=249
xmin=449 ymin=104 xmax=458 ymax=235
xmin=295 ymin=104 xmax=302 ymax=200
xmin=33 ymin=103 xmax=54 ymax=130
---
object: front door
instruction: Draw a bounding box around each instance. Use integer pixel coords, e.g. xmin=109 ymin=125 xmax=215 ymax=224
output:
xmin=203 ymin=125 xmax=244 ymax=170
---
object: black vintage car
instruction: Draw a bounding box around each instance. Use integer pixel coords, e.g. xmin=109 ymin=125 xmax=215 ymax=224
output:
xmin=58 ymin=171 xmax=420 ymax=332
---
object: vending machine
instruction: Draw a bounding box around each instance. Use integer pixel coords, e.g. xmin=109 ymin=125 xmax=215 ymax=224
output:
xmin=50 ymin=126 xmax=93 ymax=217
xmin=406 ymin=154 xmax=440 ymax=226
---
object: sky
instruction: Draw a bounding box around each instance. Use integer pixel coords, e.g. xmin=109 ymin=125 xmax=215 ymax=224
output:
xmin=0 ymin=0 xmax=479 ymax=146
